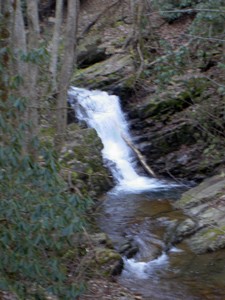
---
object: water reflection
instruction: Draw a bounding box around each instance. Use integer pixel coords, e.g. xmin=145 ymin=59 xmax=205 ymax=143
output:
xmin=98 ymin=186 xmax=225 ymax=300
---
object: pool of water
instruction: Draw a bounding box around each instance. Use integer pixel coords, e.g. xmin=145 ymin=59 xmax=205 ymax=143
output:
xmin=98 ymin=186 xmax=225 ymax=300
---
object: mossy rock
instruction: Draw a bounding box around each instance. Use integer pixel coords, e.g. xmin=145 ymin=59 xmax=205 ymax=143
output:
xmin=60 ymin=125 xmax=113 ymax=197
xmin=93 ymin=247 xmax=123 ymax=276
xmin=149 ymin=122 xmax=197 ymax=155
xmin=72 ymin=53 xmax=134 ymax=92
xmin=176 ymin=175 xmax=225 ymax=210
xmin=186 ymin=226 xmax=225 ymax=254
xmin=94 ymin=248 xmax=121 ymax=265
xmin=139 ymin=97 xmax=188 ymax=120
xmin=77 ymin=35 xmax=107 ymax=68
xmin=138 ymin=76 xmax=209 ymax=120
xmin=173 ymin=174 xmax=225 ymax=253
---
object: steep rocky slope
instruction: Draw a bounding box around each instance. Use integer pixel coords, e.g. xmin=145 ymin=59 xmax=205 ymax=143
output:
xmin=75 ymin=0 xmax=225 ymax=183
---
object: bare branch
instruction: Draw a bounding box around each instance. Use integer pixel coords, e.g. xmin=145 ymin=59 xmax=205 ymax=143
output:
xmin=183 ymin=34 xmax=225 ymax=43
xmin=146 ymin=8 xmax=225 ymax=16
xmin=122 ymin=134 xmax=157 ymax=178
xmin=79 ymin=0 xmax=122 ymax=38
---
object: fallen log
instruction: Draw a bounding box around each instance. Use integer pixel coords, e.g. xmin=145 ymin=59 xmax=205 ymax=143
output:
xmin=122 ymin=134 xmax=157 ymax=178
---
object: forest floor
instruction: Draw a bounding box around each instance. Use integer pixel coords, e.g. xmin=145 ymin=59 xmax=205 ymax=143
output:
xmin=79 ymin=279 xmax=142 ymax=300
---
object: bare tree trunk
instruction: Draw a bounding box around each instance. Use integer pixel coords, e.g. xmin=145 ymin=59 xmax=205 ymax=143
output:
xmin=50 ymin=0 xmax=63 ymax=92
xmin=11 ymin=0 xmax=40 ymax=155
xmin=143 ymin=0 xmax=160 ymax=48
xmin=11 ymin=0 xmax=27 ymax=82
xmin=1 ymin=2 xmax=13 ymax=53
xmin=26 ymin=0 xmax=41 ymax=148
xmin=0 ymin=1 xmax=9 ymax=14
xmin=55 ymin=0 xmax=79 ymax=149
xmin=124 ymin=0 xmax=144 ymax=48
xmin=0 ymin=1 xmax=13 ymax=145
xmin=10 ymin=0 xmax=29 ymax=151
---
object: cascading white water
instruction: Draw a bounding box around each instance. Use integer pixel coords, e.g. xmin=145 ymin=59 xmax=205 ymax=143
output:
xmin=68 ymin=87 xmax=166 ymax=191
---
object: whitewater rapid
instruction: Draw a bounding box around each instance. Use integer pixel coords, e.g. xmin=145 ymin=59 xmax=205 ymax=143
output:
xmin=68 ymin=87 xmax=168 ymax=192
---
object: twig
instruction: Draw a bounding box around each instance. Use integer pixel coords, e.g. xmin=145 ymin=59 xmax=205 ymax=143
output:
xmin=146 ymin=9 xmax=225 ymax=16
xmin=121 ymin=134 xmax=157 ymax=178
xmin=67 ymin=170 xmax=82 ymax=197
xmin=146 ymin=41 xmax=193 ymax=68
xmin=135 ymin=43 xmax=145 ymax=82
xmin=183 ymin=33 xmax=225 ymax=43
xmin=79 ymin=0 xmax=122 ymax=38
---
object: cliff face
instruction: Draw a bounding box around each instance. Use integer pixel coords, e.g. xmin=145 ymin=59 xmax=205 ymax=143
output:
xmin=127 ymin=76 xmax=225 ymax=182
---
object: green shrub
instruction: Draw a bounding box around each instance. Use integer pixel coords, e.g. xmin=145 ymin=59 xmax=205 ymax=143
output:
xmin=152 ymin=0 xmax=201 ymax=22
xmin=0 ymin=27 xmax=92 ymax=300
xmin=0 ymin=105 xmax=92 ymax=299
xmin=190 ymin=0 xmax=225 ymax=37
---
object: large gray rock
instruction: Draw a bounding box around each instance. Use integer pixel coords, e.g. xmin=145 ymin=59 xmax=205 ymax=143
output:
xmin=72 ymin=53 xmax=135 ymax=98
xmin=173 ymin=174 xmax=225 ymax=253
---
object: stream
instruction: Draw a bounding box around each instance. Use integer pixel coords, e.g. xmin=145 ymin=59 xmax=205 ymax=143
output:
xmin=68 ymin=87 xmax=225 ymax=300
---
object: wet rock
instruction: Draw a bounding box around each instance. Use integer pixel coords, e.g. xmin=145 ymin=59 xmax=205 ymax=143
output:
xmin=187 ymin=226 xmax=225 ymax=254
xmin=111 ymin=258 xmax=124 ymax=276
xmin=173 ymin=218 xmax=198 ymax=243
xmin=79 ymin=232 xmax=124 ymax=276
xmin=176 ymin=175 xmax=225 ymax=210
xmin=173 ymin=174 xmax=225 ymax=253
xmin=94 ymin=247 xmax=124 ymax=276
xmin=95 ymin=248 xmax=122 ymax=264
xmin=118 ymin=239 xmax=139 ymax=259
xmin=125 ymin=246 xmax=139 ymax=259
xmin=88 ymin=233 xmax=114 ymax=248
xmin=119 ymin=242 xmax=132 ymax=254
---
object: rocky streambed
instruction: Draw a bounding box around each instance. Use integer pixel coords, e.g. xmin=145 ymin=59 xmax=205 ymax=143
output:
xmin=97 ymin=175 xmax=225 ymax=300
xmin=61 ymin=96 xmax=225 ymax=299
xmin=63 ymin=86 xmax=225 ymax=299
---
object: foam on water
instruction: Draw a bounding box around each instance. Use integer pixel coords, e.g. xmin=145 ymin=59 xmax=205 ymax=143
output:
xmin=122 ymin=253 xmax=169 ymax=279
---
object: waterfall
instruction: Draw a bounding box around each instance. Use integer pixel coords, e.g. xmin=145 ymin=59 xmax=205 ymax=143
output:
xmin=68 ymin=87 xmax=166 ymax=191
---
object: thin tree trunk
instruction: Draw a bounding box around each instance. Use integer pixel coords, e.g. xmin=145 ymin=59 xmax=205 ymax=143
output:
xmin=11 ymin=0 xmax=29 ymax=152
xmin=11 ymin=0 xmax=27 ymax=82
xmin=0 ymin=1 xmax=8 ymax=14
xmin=124 ymin=0 xmax=144 ymax=48
xmin=0 ymin=1 xmax=13 ymax=145
xmin=50 ymin=0 xmax=63 ymax=92
xmin=55 ymin=0 xmax=79 ymax=149
xmin=26 ymin=0 xmax=40 ymax=153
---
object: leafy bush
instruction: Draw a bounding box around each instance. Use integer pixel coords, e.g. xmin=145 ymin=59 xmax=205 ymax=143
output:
xmin=152 ymin=0 xmax=201 ymax=22
xmin=0 ymin=99 xmax=93 ymax=298
xmin=0 ymin=25 xmax=92 ymax=300
xmin=190 ymin=0 xmax=225 ymax=37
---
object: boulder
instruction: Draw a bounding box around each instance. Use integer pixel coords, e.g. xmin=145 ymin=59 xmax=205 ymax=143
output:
xmin=79 ymin=232 xmax=124 ymax=276
xmin=173 ymin=174 xmax=225 ymax=253
xmin=60 ymin=124 xmax=113 ymax=197
xmin=72 ymin=53 xmax=135 ymax=99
